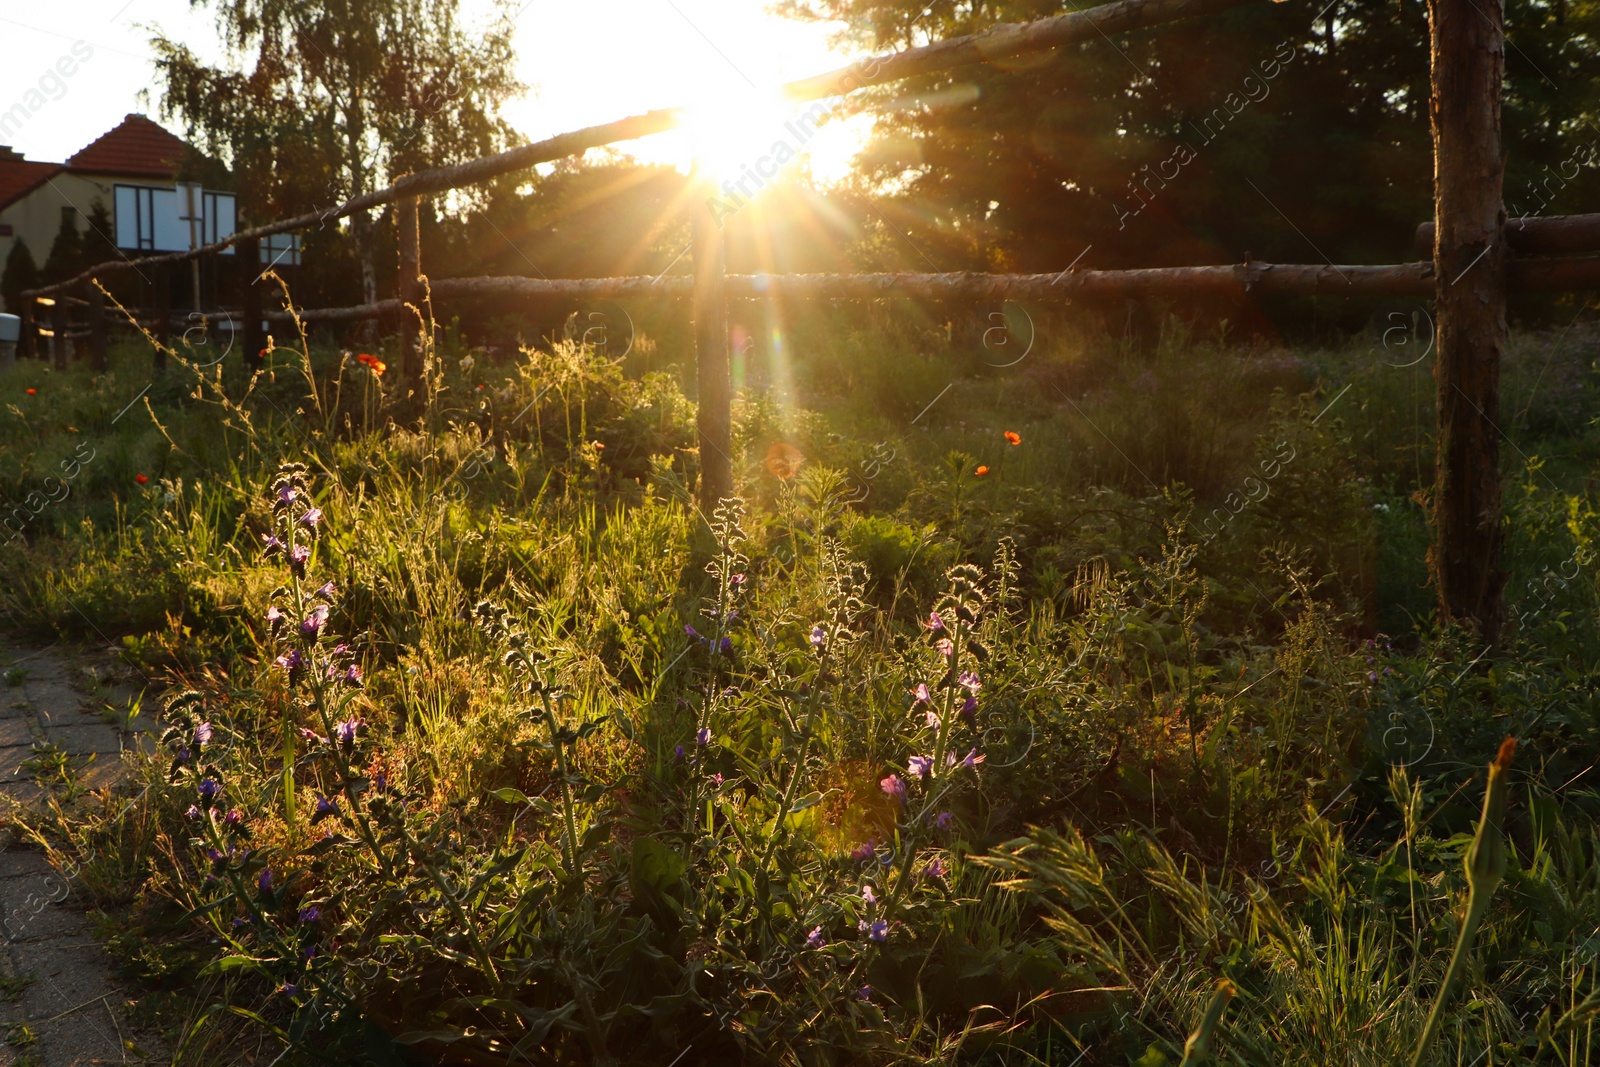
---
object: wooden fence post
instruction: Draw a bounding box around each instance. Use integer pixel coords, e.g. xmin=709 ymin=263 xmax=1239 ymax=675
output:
xmin=88 ymin=282 xmax=108 ymax=372
xmin=154 ymin=267 xmax=171 ymax=373
xmin=1428 ymin=0 xmax=1507 ymax=643
xmin=51 ymin=299 xmax=67 ymax=371
xmin=241 ymin=237 xmax=264 ymax=372
xmin=692 ymin=191 xmax=733 ymax=510
xmin=397 ymin=196 xmax=424 ymax=393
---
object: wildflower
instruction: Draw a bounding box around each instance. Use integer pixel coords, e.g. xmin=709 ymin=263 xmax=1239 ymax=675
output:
xmin=265 ymin=606 xmax=284 ymax=627
xmin=25 ymin=388 xmax=36 ymax=396
xmin=927 ymin=610 xmax=945 ymax=633
xmin=729 ymin=573 xmax=747 ymax=587
xmin=910 ymin=683 xmax=932 ymax=706
xmin=925 ymin=856 xmax=948 ymax=879
xmin=300 ymin=508 xmax=323 ymax=527
xmin=1367 ymin=671 xmax=1378 ymax=683
xmin=975 ymin=465 xmax=990 ymax=477
xmin=850 ymin=840 xmax=876 ymax=862
xmin=957 ymin=748 xmax=985 ymax=769
xmin=867 ymin=920 xmax=888 ymax=942
xmin=684 ymin=623 xmax=701 ymax=640
xmin=176 ymin=746 xmax=191 ymax=764
xmin=314 ymin=581 xmax=336 ymax=599
xmin=312 ymin=795 xmax=340 ymax=822
xmin=936 ymin=637 xmax=954 ymax=657
xmin=961 ymin=692 xmax=978 ymax=724
xmin=334 ymin=717 xmax=364 ymax=745
xmin=935 ymin=811 xmax=955 ymax=831
xmin=862 ymin=884 xmax=878 ymax=905
xmin=278 ymin=485 xmax=297 ymax=505
xmin=195 ymin=721 xmax=214 ymax=746
xmin=710 ymin=773 xmax=724 ymax=786
xmin=262 ymin=535 xmax=285 ymax=554
xmin=856 ymin=985 xmax=872 ymax=1002
xmin=958 ymin=671 xmax=981 ymax=692
xmin=880 ymin=774 xmax=907 ymax=805
xmin=289 ymin=543 xmax=310 ymax=575
xmin=926 ymin=709 xmax=940 ymax=729
xmin=342 ymin=664 xmax=362 ymax=686
xmin=356 ymin=352 xmax=386 ymax=375
xmin=1005 ymin=430 xmax=1021 ymax=445
xmin=810 ymin=624 xmax=826 ymax=649
xmin=459 ymin=354 xmax=475 ymax=373
xmin=232 ymin=916 xmax=248 ymax=927
xmin=258 ymin=868 xmax=273 ymax=891
xmin=279 ymin=983 xmax=298 ymax=997
xmin=907 ymin=755 xmax=934 ymax=780
xmin=718 ymin=635 xmax=733 ymax=654
xmin=205 ymin=848 xmax=224 ymax=863
xmin=275 ymin=649 xmax=303 ymax=673
xmin=135 ymin=473 xmax=149 ymax=484
xmin=696 ymin=727 xmax=711 ymax=746
xmin=197 ymin=778 xmax=221 ymax=801
xmin=298 ymin=727 xmax=325 ymax=743
xmin=594 ymin=442 xmax=605 ymax=451
xmin=299 ymin=905 xmax=321 ymax=924
xmin=300 ymin=605 xmax=329 ymax=638
xmin=223 ymin=808 xmax=244 ymax=827
xmin=806 ymin=926 xmax=825 ymax=949
xmin=675 ymin=744 xmax=685 ymax=760
xmin=184 ymin=804 xmax=200 ymax=819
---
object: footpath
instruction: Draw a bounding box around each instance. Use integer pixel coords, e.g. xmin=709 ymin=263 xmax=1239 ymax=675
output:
xmin=0 ymin=643 xmax=169 ymax=1066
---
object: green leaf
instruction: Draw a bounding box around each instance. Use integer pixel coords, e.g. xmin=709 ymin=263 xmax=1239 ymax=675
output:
xmin=489 ymin=787 xmax=530 ymax=805
xmin=203 ymin=954 xmax=265 ymax=974
xmin=789 ymin=790 xmax=824 ymax=813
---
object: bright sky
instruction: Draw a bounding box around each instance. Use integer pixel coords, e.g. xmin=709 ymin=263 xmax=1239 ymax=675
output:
xmin=0 ymin=0 xmax=872 ymax=186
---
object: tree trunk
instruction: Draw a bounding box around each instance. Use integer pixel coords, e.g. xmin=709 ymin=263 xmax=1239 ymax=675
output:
xmin=1428 ymin=0 xmax=1507 ymax=642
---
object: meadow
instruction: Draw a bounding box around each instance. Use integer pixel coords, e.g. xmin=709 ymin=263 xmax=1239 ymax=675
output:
xmin=0 ymin=300 xmax=1597 ymax=1066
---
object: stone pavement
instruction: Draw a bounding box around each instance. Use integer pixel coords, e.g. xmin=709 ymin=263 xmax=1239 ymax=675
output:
xmin=0 ymin=644 xmax=169 ymax=1066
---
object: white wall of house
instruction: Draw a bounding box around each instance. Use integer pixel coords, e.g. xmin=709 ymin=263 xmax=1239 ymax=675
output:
xmin=0 ymin=172 xmax=130 ymax=270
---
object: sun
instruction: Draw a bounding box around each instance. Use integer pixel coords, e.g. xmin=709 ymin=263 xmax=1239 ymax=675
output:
xmin=682 ymin=85 xmax=865 ymax=196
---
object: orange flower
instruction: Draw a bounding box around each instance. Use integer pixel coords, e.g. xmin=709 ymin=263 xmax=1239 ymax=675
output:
xmin=764 ymin=442 xmax=806 ymax=480
xmin=25 ymin=388 xmax=36 ymax=396
xmin=135 ymin=474 xmax=149 ymax=484
xmin=975 ymin=465 xmax=990 ymax=477
xmin=1004 ymin=430 xmax=1021 ymax=445
xmin=356 ymin=352 xmax=386 ymax=375
xmin=594 ymin=442 xmax=606 ymax=451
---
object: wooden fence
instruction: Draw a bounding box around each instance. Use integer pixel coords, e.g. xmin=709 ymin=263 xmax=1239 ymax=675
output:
xmin=16 ymin=0 xmax=1581 ymax=638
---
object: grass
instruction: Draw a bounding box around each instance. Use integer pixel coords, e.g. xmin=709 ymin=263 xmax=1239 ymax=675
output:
xmin=0 ymin=301 xmax=1596 ymax=1066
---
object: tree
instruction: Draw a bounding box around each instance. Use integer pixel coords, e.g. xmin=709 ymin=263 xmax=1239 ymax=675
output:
xmin=1 ymin=239 xmax=39 ymax=315
xmin=40 ymin=210 xmax=86 ymax=286
xmin=151 ymin=0 xmax=524 ymax=311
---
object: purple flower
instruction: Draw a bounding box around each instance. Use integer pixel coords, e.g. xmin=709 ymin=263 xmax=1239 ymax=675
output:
xmin=718 ymin=636 xmax=733 ymax=654
xmin=710 ymin=772 xmax=724 ymax=786
xmin=1367 ymin=671 xmax=1379 ymax=683
xmin=205 ymin=848 xmax=224 ymax=862
xmin=315 ymin=581 xmax=336 ymax=598
xmin=334 ymin=717 xmax=365 ymax=745
xmin=925 ymin=709 xmax=940 ymax=729
xmin=856 ymin=985 xmax=872 ymax=1002
xmin=961 ymin=693 xmax=978 ymax=724
xmin=299 ymin=905 xmax=320 ymax=924
xmin=298 ymin=727 xmax=325 ymax=743
xmin=175 ymin=746 xmax=192 ymax=763
xmin=232 ymin=916 xmax=248 ymax=927
xmin=958 ymin=748 xmax=985 ymax=769
xmin=862 ymin=884 xmax=878 ymax=905
xmin=684 ymin=624 xmax=701 ymax=640
xmin=262 ymin=534 xmax=285 ymax=554
xmin=850 ymin=840 xmax=876 ymax=862
xmin=927 ymin=611 xmax=945 ymax=633
xmin=300 ymin=605 xmax=329 ymax=639
xmin=265 ymin=606 xmax=284 ymax=627
xmin=198 ymin=778 xmax=221 ymax=800
xmin=195 ymin=721 xmax=213 ymax=746
xmin=880 ymin=774 xmax=906 ymax=805
xmin=275 ymin=649 xmax=303 ymax=672
xmin=695 ymin=727 xmax=711 ymax=746
xmin=934 ymin=811 xmax=955 ymax=831
xmin=278 ymin=486 xmax=297 ymax=505
xmin=279 ymin=982 xmax=298 ymax=997
xmin=810 ymin=625 xmax=826 ymax=649
xmin=806 ymin=926 xmax=825 ymax=949
xmin=289 ymin=544 xmax=310 ymax=573
xmin=924 ymin=857 xmax=948 ymax=879
xmin=907 ymin=755 xmax=933 ymax=780
xmin=342 ymin=664 xmax=362 ymax=686
xmin=729 ymin=573 xmax=747 ymax=587
xmin=675 ymin=744 xmax=685 ymax=760
xmin=223 ymin=808 xmax=244 ymax=826
xmin=936 ymin=637 xmax=954 ymax=657
xmin=258 ymin=868 xmax=274 ymax=891
xmin=958 ymin=671 xmax=981 ymax=692
xmin=910 ymin=683 xmax=932 ymax=706
xmin=866 ymin=920 xmax=888 ymax=942
xmin=184 ymin=804 xmax=200 ymax=819
xmin=312 ymin=794 xmax=340 ymax=822
xmin=299 ymin=507 xmax=323 ymax=527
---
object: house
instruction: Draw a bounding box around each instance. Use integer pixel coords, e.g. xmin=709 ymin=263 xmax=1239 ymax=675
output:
xmin=0 ymin=115 xmax=272 ymax=312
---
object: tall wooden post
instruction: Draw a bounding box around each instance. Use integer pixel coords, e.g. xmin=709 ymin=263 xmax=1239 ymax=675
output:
xmin=1428 ymin=0 xmax=1507 ymax=642
xmin=397 ymin=196 xmax=424 ymax=393
xmin=692 ymin=192 xmax=733 ymax=510
xmin=51 ymin=299 xmax=67 ymax=370
xmin=241 ymin=237 xmax=265 ymax=372
xmin=154 ymin=267 xmax=171 ymax=373
xmin=88 ymin=282 xmax=108 ymax=372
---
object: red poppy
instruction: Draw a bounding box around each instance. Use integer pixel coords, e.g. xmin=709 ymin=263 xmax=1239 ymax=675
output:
xmin=356 ymin=353 xmax=386 ymax=375
xmin=975 ymin=465 xmax=990 ymax=477
xmin=594 ymin=442 xmax=606 ymax=450
xmin=135 ymin=474 xmax=149 ymax=484
xmin=25 ymin=388 xmax=36 ymax=396
xmin=1004 ymin=430 xmax=1021 ymax=445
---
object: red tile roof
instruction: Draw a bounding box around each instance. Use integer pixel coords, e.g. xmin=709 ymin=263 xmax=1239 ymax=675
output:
xmin=66 ymin=114 xmax=188 ymax=179
xmin=0 ymin=160 xmax=65 ymax=212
